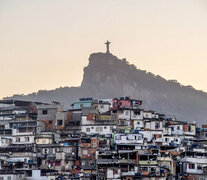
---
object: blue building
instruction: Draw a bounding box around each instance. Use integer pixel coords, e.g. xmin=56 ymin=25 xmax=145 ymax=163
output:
xmin=71 ymin=98 xmax=93 ymax=110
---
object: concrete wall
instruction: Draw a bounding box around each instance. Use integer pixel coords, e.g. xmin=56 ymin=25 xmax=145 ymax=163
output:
xmin=73 ymin=101 xmax=92 ymax=110
xmin=114 ymin=133 xmax=143 ymax=144
xmin=81 ymin=125 xmax=115 ymax=135
xmin=97 ymin=104 xmax=110 ymax=114
xmin=133 ymin=120 xmax=144 ymax=130
xmin=12 ymin=134 xmax=34 ymax=144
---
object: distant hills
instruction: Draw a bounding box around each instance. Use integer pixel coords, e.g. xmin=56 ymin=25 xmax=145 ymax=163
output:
xmin=7 ymin=52 xmax=207 ymax=125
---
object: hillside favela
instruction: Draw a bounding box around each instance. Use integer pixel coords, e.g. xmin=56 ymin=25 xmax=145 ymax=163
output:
xmin=0 ymin=43 xmax=207 ymax=180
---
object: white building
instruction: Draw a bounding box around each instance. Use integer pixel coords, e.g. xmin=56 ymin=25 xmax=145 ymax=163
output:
xmin=114 ymin=133 xmax=143 ymax=145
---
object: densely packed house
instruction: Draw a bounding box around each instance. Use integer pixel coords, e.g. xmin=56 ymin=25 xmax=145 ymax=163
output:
xmin=0 ymin=97 xmax=206 ymax=180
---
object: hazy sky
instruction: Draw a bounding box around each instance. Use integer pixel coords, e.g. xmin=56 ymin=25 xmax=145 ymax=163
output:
xmin=0 ymin=0 xmax=207 ymax=99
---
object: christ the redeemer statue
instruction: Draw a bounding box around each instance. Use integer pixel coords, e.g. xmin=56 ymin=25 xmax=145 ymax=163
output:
xmin=105 ymin=40 xmax=111 ymax=54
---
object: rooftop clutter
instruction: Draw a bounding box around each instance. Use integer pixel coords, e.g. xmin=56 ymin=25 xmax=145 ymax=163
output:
xmin=0 ymin=97 xmax=206 ymax=179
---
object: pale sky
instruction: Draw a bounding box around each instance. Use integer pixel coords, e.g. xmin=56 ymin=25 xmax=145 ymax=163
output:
xmin=0 ymin=0 xmax=207 ymax=99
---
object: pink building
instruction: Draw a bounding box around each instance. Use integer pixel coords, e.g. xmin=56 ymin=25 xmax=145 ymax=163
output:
xmin=112 ymin=97 xmax=142 ymax=109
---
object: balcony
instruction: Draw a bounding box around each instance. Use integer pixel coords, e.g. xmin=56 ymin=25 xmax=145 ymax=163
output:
xmin=18 ymin=123 xmax=37 ymax=128
xmin=139 ymin=160 xmax=157 ymax=165
xmin=115 ymin=139 xmax=143 ymax=145
xmin=65 ymin=153 xmax=76 ymax=161
xmin=0 ymin=129 xmax=12 ymax=136
xmin=47 ymin=154 xmax=56 ymax=159
xmin=157 ymin=157 xmax=172 ymax=161
xmin=56 ymin=153 xmax=62 ymax=160
xmin=118 ymin=159 xmax=136 ymax=164
xmin=185 ymin=168 xmax=203 ymax=175
xmin=13 ymin=131 xmax=34 ymax=136
xmin=121 ymin=171 xmax=135 ymax=176
xmin=155 ymin=138 xmax=163 ymax=143
xmin=182 ymin=157 xmax=207 ymax=164
xmin=66 ymin=126 xmax=81 ymax=131
xmin=97 ymin=159 xmax=118 ymax=164
xmin=118 ymin=149 xmax=135 ymax=153
xmin=98 ymin=171 xmax=106 ymax=177
xmin=40 ymin=154 xmax=48 ymax=159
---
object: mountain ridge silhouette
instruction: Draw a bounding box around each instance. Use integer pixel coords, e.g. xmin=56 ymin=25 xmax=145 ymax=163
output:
xmin=7 ymin=52 xmax=207 ymax=125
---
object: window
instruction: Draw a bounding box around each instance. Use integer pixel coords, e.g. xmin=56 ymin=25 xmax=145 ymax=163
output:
xmin=19 ymin=128 xmax=27 ymax=133
xmin=95 ymin=127 xmax=103 ymax=132
xmin=25 ymin=137 xmax=29 ymax=142
xmin=155 ymin=134 xmax=162 ymax=138
xmin=49 ymin=120 xmax=53 ymax=124
xmin=197 ymin=164 xmax=202 ymax=170
xmin=188 ymin=125 xmax=191 ymax=132
xmin=120 ymin=121 xmax=125 ymax=125
xmin=27 ymin=127 xmax=33 ymax=132
xmin=55 ymin=161 xmax=61 ymax=166
xmin=0 ymin=177 xmax=3 ymax=180
xmin=155 ymin=122 xmax=160 ymax=129
xmin=57 ymin=120 xmax=63 ymax=126
xmin=115 ymin=135 xmax=121 ymax=140
xmin=189 ymin=164 xmax=195 ymax=169
xmin=83 ymin=150 xmax=88 ymax=155
xmin=53 ymin=148 xmax=57 ymax=153
xmin=42 ymin=110 xmax=48 ymax=115
xmin=125 ymin=111 xmax=129 ymax=115
xmin=177 ymin=126 xmax=180 ymax=130
xmin=113 ymin=169 xmax=118 ymax=174
xmin=7 ymin=176 xmax=12 ymax=180
xmin=110 ymin=127 xmax=113 ymax=131
xmin=86 ymin=128 xmax=90 ymax=132
xmin=138 ymin=135 xmax=142 ymax=140
xmin=140 ymin=167 xmax=148 ymax=171
xmin=16 ymin=137 xmax=20 ymax=142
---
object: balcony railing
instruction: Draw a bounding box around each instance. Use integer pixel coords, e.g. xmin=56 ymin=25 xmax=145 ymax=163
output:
xmin=121 ymin=171 xmax=135 ymax=176
xmin=118 ymin=159 xmax=136 ymax=164
xmin=65 ymin=153 xmax=76 ymax=160
xmin=47 ymin=154 xmax=56 ymax=159
xmin=157 ymin=157 xmax=172 ymax=161
xmin=139 ymin=160 xmax=157 ymax=165
xmin=97 ymin=159 xmax=118 ymax=164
